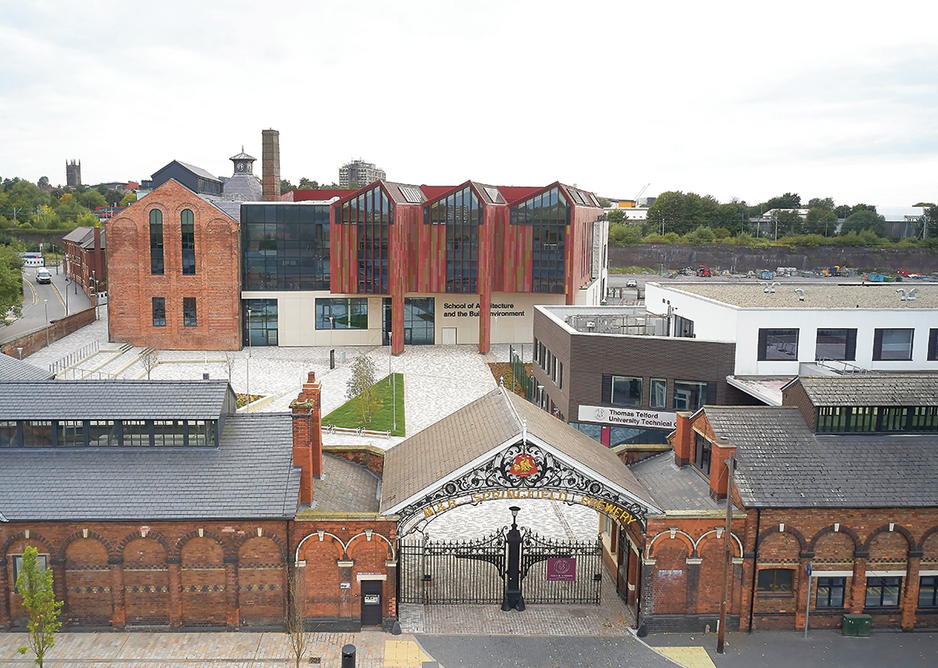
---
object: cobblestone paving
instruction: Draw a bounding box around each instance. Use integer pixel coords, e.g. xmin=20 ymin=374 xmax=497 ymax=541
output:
xmin=400 ymin=572 xmax=634 ymax=637
xmin=0 ymin=629 xmax=394 ymax=668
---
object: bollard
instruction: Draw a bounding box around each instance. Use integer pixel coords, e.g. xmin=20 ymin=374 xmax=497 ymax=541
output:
xmin=330 ymin=348 xmax=335 ymax=370
xmin=341 ymin=644 xmax=356 ymax=668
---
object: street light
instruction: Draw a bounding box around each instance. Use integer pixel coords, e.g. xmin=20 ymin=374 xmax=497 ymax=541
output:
xmin=91 ymin=270 xmax=98 ymax=320
xmin=502 ymin=506 xmax=525 ymax=612
xmin=389 ymin=331 xmax=396 ymax=434
xmin=329 ymin=316 xmax=335 ymax=370
xmin=64 ymin=278 xmax=69 ymax=316
xmin=246 ymin=308 xmax=252 ymax=413
xmin=43 ymin=299 xmax=49 ymax=346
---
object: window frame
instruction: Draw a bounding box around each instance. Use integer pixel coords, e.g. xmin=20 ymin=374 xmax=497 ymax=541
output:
xmin=865 ymin=576 xmax=902 ymax=608
xmin=649 ymin=378 xmax=667 ymax=409
xmin=180 ymin=208 xmax=196 ymax=275
xmin=757 ymin=568 xmax=794 ymax=596
xmin=183 ymin=297 xmax=197 ymax=327
xmin=149 ymin=208 xmax=164 ymax=275
xmin=758 ymin=328 xmax=800 ymax=361
xmin=873 ymin=328 xmax=914 ymax=361
xmin=609 ymin=375 xmax=642 ymax=407
xmin=673 ymin=380 xmax=708 ymax=412
xmin=12 ymin=553 xmax=48 ymax=594
xmin=919 ymin=575 xmax=938 ymax=608
xmin=815 ymin=328 xmax=857 ymax=361
xmin=815 ymin=576 xmax=847 ymax=609
xmin=927 ymin=329 xmax=938 ymax=361
xmin=152 ymin=297 xmax=166 ymax=327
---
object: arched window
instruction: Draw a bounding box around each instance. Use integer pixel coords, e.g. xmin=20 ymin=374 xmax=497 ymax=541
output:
xmin=181 ymin=209 xmax=195 ymax=275
xmin=149 ymin=209 xmax=163 ymax=275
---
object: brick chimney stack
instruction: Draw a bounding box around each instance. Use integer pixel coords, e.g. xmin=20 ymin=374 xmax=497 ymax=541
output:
xmin=262 ymin=129 xmax=280 ymax=202
xmin=290 ymin=371 xmax=323 ymax=506
xmin=671 ymin=411 xmax=693 ymax=467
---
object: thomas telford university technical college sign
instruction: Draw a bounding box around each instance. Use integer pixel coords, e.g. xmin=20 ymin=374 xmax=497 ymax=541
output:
xmin=578 ymin=405 xmax=676 ymax=430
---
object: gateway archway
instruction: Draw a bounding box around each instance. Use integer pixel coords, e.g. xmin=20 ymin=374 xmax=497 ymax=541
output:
xmin=380 ymin=387 xmax=661 ymax=610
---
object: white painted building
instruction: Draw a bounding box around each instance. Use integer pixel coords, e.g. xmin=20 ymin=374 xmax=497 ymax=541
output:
xmin=645 ymin=281 xmax=938 ymax=377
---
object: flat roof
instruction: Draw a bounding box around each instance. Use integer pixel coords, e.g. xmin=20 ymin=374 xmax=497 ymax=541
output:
xmin=654 ymin=282 xmax=938 ymax=309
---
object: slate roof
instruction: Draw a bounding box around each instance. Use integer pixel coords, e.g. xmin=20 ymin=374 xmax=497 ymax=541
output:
xmin=0 ymin=413 xmax=301 ymax=521
xmin=629 ymin=452 xmax=721 ymax=513
xmin=791 ymin=375 xmax=938 ymax=407
xmin=381 ymin=387 xmax=659 ymax=514
xmin=223 ymin=173 xmax=264 ymax=202
xmin=175 ymin=160 xmax=222 ymax=183
xmin=701 ymin=406 xmax=938 ymax=508
xmin=197 ymin=194 xmax=242 ymax=223
xmin=62 ymin=227 xmax=94 ymax=244
xmin=0 ymin=354 xmax=53 ymax=381
xmin=311 ymin=454 xmax=380 ymax=514
xmin=0 ymin=380 xmax=234 ymax=420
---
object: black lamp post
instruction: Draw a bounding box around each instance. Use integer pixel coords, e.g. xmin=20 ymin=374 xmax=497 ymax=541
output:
xmin=502 ymin=505 xmax=525 ymax=612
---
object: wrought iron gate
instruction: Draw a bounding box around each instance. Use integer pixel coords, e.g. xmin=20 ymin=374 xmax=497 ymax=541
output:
xmin=399 ymin=527 xmax=602 ymax=605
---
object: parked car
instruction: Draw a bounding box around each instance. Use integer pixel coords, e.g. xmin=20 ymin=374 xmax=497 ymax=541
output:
xmin=626 ymin=279 xmax=637 ymax=288
xmin=35 ymin=269 xmax=52 ymax=284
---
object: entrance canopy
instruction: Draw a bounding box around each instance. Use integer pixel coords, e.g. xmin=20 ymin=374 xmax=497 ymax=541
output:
xmin=381 ymin=387 xmax=662 ymax=536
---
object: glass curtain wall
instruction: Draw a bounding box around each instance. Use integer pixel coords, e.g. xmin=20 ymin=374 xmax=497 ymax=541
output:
xmin=241 ymin=204 xmax=330 ymax=291
xmin=425 ymin=185 xmax=480 ymax=293
xmin=244 ymin=299 xmax=278 ymax=346
xmin=340 ymin=185 xmax=391 ymax=294
xmin=382 ymin=297 xmax=435 ymax=345
xmin=509 ymin=186 xmax=567 ymax=293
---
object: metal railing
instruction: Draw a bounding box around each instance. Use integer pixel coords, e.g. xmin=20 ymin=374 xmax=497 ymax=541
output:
xmin=49 ymin=341 xmax=100 ymax=376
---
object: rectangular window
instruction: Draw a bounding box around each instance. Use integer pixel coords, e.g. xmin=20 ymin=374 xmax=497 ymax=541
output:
xmin=815 ymin=329 xmax=857 ymax=361
xmin=758 ymin=328 xmax=800 ymax=361
xmin=865 ymin=576 xmax=902 ymax=607
xmin=673 ymin=381 xmax=707 ymax=411
xmin=873 ymin=328 xmax=914 ymax=361
xmin=816 ymin=576 xmax=846 ymax=608
xmin=153 ymin=420 xmax=185 ymax=447
xmin=0 ymin=420 xmax=19 ymax=447
xmin=694 ymin=433 xmax=711 ymax=476
xmin=12 ymin=553 xmax=47 ymax=594
xmin=88 ymin=420 xmax=118 ymax=446
xmin=22 ymin=421 xmax=52 ymax=447
xmin=315 ymin=298 xmax=368 ymax=330
xmin=183 ymin=297 xmax=197 ymax=327
xmin=928 ymin=329 xmax=938 ymax=361
xmin=122 ymin=420 xmax=149 ymax=447
xmin=920 ymin=576 xmax=938 ymax=608
xmin=650 ymin=378 xmax=667 ymax=409
xmin=55 ymin=420 xmax=85 ymax=447
xmin=757 ymin=569 xmax=793 ymax=594
xmin=152 ymin=297 xmax=166 ymax=327
xmin=610 ymin=376 xmax=642 ymax=407
xmin=558 ymin=362 xmax=563 ymax=391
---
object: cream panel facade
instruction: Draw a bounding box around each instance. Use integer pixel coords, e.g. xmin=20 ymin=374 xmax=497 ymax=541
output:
xmin=435 ymin=292 xmax=566 ymax=345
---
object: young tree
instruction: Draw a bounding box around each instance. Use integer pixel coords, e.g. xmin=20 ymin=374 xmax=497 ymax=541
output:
xmin=0 ymin=245 xmax=24 ymax=322
xmin=286 ymin=572 xmax=309 ymax=668
xmin=142 ymin=349 xmax=159 ymax=380
xmin=346 ymin=353 xmax=379 ymax=424
xmin=16 ymin=546 xmax=62 ymax=668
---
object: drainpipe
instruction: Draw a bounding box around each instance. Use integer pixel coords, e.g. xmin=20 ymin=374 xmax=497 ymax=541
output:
xmin=748 ymin=508 xmax=761 ymax=633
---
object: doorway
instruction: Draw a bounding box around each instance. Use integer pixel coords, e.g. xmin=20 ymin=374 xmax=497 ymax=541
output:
xmin=360 ymin=579 xmax=383 ymax=626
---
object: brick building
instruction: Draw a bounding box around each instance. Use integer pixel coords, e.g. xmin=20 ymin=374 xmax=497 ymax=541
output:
xmin=62 ymin=226 xmax=106 ymax=299
xmin=631 ymin=375 xmax=938 ymax=633
xmin=0 ymin=374 xmax=398 ymax=631
xmin=107 ymin=179 xmax=242 ymax=350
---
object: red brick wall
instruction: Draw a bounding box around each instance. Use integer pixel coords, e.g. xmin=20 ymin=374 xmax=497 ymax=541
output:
xmin=0 ymin=520 xmax=288 ymax=631
xmin=781 ymin=380 xmax=816 ymax=431
xmin=107 ymin=179 xmax=241 ymax=351
xmin=293 ymin=520 xmax=397 ymax=625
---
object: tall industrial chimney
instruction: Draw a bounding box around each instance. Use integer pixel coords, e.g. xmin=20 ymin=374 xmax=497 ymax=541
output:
xmin=262 ymin=129 xmax=280 ymax=201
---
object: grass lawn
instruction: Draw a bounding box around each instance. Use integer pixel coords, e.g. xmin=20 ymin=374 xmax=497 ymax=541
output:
xmin=322 ymin=373 xmax=405 ymax=436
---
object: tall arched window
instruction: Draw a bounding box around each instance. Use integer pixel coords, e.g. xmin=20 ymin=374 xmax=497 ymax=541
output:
xmin=149 ymin=209 xmax=164 ymax=275
xmin=181 ymin=209 xmax=195 ymax=275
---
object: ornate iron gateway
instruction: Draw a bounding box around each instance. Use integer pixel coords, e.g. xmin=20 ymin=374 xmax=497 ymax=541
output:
xmin=396 ymin=441 xmax=650 ymax=535
xmin=399 ymin=526 xmax=602 ymax=605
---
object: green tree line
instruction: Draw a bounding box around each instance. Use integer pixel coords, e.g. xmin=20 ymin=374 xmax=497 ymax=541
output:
xmin=0 ymin=176 xmax=134 ymax=233
xmin=609 ymin=191 xmax=937 ymax=249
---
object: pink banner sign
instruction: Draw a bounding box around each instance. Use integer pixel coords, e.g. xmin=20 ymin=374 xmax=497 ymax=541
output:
xmin=546 ymin=557 xmax=577 ymax=582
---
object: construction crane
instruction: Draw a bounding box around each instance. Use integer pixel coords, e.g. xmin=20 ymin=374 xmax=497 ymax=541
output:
xmin=634 ymin=183 xmax=650 ymax=203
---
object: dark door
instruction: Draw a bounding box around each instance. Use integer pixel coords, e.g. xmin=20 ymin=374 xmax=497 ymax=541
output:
xmin=360 ymin=580 xmax=383 ymax=626
xmin=617 ymin=528 xmax=630 ymax=600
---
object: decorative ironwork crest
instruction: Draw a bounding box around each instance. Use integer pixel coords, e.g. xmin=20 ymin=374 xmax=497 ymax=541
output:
xmin=396 ymin=441 xmax=649 ymax=533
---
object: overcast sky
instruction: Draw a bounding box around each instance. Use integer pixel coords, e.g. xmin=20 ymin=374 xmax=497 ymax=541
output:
xmin=2 ymin=1 xmax=936 ymax=208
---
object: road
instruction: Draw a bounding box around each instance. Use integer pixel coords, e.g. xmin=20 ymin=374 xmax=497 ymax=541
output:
xmin=1 ymin=265 xmax=93 ymax=346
